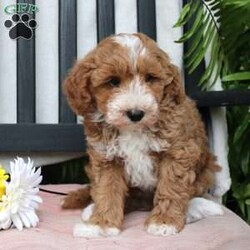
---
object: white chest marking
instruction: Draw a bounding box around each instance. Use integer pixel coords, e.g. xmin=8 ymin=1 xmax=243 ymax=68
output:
xmin=88 ymin=129 xmax=169 ymax=190
xmin=107 ymin=131 xmax=164 ymax=190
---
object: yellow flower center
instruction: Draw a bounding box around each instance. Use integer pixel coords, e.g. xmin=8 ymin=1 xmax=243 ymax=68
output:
xmin=0 ymin=165 xmax=8 ymax=201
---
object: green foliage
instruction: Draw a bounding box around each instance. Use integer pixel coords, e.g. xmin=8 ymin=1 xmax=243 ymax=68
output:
xmin=222 ymin=72 xmax=250 ymax=82
xmin=175 ymin=0 xmax=250 ymax=222
xmin=227 ymin=106 xmax=250 ymax=223
xmin=175 ymin=0 xmax=250 ymax=89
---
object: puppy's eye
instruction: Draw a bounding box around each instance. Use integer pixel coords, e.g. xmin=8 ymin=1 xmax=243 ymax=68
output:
xmin=145 ymin=74 xmax=158 ymax=83
xmin=108 ymin=77 xmax=121 ymax=87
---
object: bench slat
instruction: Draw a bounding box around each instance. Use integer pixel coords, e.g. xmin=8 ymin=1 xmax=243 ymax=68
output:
xmin=17 ymin=0 xmax=36 ymax=123
xmin=97 ymin=0 xmax=115 ymax=41
xmin=0 ymin=124 xmax=85 ymax=152
xmin=59 ymin=0 xmax=77 ymax=123
xmin=137 ymin=0 xmax=156 ymax=40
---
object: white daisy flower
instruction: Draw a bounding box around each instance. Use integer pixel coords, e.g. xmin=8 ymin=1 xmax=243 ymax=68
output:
xmin=0 ymin=157 xmax=42 ymax=231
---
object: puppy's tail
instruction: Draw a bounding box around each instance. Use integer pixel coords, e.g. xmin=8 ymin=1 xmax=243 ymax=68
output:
xmin=62 ymin=185 xmax=91 ymax=209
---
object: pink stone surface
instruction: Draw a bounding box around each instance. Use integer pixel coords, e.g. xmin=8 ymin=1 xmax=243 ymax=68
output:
xmin=1 ymin=184 xmax=250 ymax=250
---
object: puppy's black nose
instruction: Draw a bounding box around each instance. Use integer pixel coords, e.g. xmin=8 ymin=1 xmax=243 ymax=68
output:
xmin=126 ymin=109 xmax=145 ymax=122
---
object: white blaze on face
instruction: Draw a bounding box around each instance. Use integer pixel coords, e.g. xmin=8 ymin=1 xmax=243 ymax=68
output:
xmin=113 ymin=34 xmax=146 ymax=69
xmin=106 ymin=77 xmax=158 ymax=127
xmin=107 ymin=34 xmax=158 ymax=127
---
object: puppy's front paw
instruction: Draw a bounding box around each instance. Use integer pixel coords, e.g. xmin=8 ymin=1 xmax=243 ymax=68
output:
xmin=73 ymin=223 xmax=120 ymax=238
xmin=73 ymin=223 xmax=101 ymax=238
xmin=81 ymin=203 xmax=95 ymax=222
xmin=146 ymin=223 xmax=178 ymax=236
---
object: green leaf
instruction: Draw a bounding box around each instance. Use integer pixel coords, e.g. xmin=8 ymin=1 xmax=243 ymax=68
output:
xmin=204 ymin=0 xmax=218 ymax=5
xmin=184 ymin=29 xmax=204 ymax=60
xmin=241 ymin=149 xmax=249 ymax=176
xmin=188 ymin=48 xmax=206 ymax=74
xmin=245 ymin=199 xmax=250 ymax=205
xmin=185 ymin=14 xmax=212 ymax=59
xmin=175 ymin=8 xmax=204 ymax=43
xmin=222 ymin=58 xmax=230 ymax=80
xmin=222 ymin=72 xmax=250 ymax=81
xmin=188 ymin=26 xmax=217 ymax=74
xmin=244 ymin=184 xmax=250 ymax=198
xmin=206 ymin=49 xmax=224 ymax=89
xmin=224 ymin=0 xmax=250 ymax=9
xmin=174 ymin=0 xmax=201 ymax=28
xmin=233 ymin=186 xmax=242 ymax=199
xmin=192 ymin=31 xmax=220 ymax=86
xmin=173 ymin=2 xmax=192 ymax=27
xmin=198 ymin=35 xmax=220 ymax=86
xmin=246 ymin=206 xmax=250 ymax=223
xmin=233 ymin=114 xmax=250 ymax=144
xmin=238 ymin=199 xmax=246 ymax=216
xmin=211 ymin=2 xmax=221 ymax=11
xmin=233 ymin=183 xmax=250 ymax=200
xmin=214 ymin=9 xmax=221 ymax=17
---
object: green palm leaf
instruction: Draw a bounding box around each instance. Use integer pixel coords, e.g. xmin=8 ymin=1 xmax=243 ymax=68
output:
xmin=174 ymin=0 xmax=250 ymax=88
xmin=184 ymin=14 xmax=211 ymax=59
xmin=174 ymin=0 xmax=200 ymax=28
xmin=175 ymin=7 xmax=204 ymax=43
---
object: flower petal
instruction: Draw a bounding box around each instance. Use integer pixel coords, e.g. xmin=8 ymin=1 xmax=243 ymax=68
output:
xmin=11 ymin=213 xmax=23 ymax=231
xmin=24 ymin=210 xmax=39 ymax=228
xmin=18 ymin=212 xmax=31 ymax=228
xmin=1 ymin=216 xmax=12 ymax=230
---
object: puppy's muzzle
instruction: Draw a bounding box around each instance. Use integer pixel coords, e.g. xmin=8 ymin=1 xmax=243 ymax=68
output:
xmin=126 ymin=109 xmax=145 ymax=122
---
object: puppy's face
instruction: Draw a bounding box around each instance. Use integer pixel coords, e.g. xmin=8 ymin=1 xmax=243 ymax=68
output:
xmin=64 ymin=33 xmax=184 ymax=129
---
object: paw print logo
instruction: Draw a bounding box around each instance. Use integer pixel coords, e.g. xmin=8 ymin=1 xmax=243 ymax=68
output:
xmin=4 ymin=14 xmax=37 ymax=40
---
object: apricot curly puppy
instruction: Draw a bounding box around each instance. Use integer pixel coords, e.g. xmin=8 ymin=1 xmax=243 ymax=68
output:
xmin=63 ymin=33 xmax=224 ymax=237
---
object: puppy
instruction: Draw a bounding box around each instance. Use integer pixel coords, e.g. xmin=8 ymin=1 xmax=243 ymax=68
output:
xmin=63 ymin=33 xmax=224 ymax=237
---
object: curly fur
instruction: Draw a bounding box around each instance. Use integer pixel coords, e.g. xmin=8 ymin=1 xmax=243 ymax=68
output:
xmin=63 ymin=33 xmax=221 ymax=236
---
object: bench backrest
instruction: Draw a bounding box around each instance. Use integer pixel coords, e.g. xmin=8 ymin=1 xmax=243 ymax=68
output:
xmin=0 ymin=0 xmax=249 ymax=153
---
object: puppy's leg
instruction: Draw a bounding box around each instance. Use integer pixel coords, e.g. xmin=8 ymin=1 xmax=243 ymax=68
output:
xmin=81 ymin=203 xmax=95 ymax=222
xmin=74 ymin=163 xmax=127 ymax=238
xmin=145 ymin=153 xmax=198 ymax=236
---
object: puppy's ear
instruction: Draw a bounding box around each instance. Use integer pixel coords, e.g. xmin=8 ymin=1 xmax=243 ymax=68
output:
xmin=157 ymin=49 xmax=185 ymax=105
xmin=63 ymin=55 xmax=96 ymax=116
xmin=164 ymin=63 xmax=185 ymax=105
